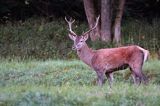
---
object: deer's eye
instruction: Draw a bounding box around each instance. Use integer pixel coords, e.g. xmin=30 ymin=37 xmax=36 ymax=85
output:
xmin=80 ymin=40 xmax=83 ymax=42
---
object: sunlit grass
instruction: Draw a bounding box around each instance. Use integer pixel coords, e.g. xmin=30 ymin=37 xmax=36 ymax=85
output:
xmin=0 ymin=59 xmax=160 ymax=106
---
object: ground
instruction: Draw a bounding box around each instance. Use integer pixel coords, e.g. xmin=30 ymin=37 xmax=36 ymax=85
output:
xmin=0 ymin=59 xmax=160 ymax=106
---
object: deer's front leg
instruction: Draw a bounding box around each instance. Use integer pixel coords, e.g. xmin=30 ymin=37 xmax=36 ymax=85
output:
xmin=96 ymin=71 xmax=105 ymax=86
xmin=106 ymin=72 xmax=114 ymax=88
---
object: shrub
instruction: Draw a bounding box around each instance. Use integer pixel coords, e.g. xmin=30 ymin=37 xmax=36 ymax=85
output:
xmin=0 ymin=17 xmax=159 ymax=59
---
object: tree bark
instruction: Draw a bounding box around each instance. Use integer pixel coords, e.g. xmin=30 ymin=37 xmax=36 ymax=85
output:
xmin=113 ymin=0 xmax=125 ymax=45
xmin=158 ymin=48 xmax=160 ymax=60
xmin=101 ymin=0 xmax=111 ymax=42
xmin=83 ymin=0 xmax=100 ymax=41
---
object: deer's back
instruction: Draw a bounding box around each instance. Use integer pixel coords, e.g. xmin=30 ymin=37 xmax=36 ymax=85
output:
xmin=91 ymin=45 xmax=143 ymax=71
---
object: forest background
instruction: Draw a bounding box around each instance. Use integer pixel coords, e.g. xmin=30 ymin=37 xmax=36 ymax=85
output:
xmin=0 ymin=0 xmax=160 ymax=59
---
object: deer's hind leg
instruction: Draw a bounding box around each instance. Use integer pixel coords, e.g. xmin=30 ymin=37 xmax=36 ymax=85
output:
xmin=129 ymin=51 xmax=148 ymax=84
xmin=129 ymin=61 xmax=148 ymax=84
xmin=130 ymin=68 xmax=140 ymax=85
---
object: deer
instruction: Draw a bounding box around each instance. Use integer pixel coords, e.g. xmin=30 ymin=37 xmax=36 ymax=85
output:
xmin=65 ymin=16 xmax=149 ymax=87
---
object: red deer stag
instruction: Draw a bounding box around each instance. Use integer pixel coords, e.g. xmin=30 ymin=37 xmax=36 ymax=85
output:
xmin=65 ymin=16 xmax=149 ymax=87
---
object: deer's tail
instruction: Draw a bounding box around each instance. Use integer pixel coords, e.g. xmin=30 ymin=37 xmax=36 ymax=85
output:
xmin=137 ymin=46 xmax=150 ymax=63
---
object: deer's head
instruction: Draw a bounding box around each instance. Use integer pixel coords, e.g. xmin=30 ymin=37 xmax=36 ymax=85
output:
xmin=65 ymin=16 xmax=100 ymax=51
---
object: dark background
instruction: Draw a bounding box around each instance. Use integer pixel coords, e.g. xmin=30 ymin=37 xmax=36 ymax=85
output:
xmin=0 ymin=0 xmax=160 ymax=23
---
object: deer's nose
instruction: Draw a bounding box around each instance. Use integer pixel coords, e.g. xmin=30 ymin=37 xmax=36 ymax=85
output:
xmin=76 ymin=44 xmax=81 ymax=48
xmin=72 ymin=45 xmax=76 ymax=50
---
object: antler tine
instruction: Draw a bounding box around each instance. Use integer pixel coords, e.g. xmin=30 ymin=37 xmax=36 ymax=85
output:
xmin=65 ymin=16 xmax=76 ymax=36
xmin=65 ymin=16 xmax=68 ymax=22
xmin=65 ymin=16 xmax=75 ymax=23
xmin=83 ymin=15 xmax=100 ymax=36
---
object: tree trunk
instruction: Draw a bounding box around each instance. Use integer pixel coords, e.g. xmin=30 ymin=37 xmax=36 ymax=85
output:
xmin=113 ymin=0 xmax=125 ymax=45
xmin=158 ymin=48 xmax=160 ymax=60
xmin=83 ymin=0 xmax=100 ymax=41
xmin=101 ymin=0 xmax=111 ymax=42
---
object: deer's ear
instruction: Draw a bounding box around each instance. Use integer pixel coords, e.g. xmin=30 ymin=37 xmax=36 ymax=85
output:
xmin=68 ymin=34 xmax=76 ymax=41
xmin=83 ymin=34 xmax=89 ymax=41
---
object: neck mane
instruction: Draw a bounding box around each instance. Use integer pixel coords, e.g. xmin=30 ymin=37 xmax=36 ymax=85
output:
xmin=77 ymin=43 xmax=94 ymax=67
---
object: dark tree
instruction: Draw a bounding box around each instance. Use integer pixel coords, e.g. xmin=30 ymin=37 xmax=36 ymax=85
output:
xmin=113 ymin=0 xmax=125 ymax=45
xmin=83 ymin=0 xmax=126 ymax=44
xmin=101 ymin=0 xmax=112 ymax=42
xmin=83 ymin=0 xmax=100 ymax=41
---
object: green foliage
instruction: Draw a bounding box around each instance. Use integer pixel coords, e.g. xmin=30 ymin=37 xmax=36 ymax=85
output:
xmin=0 ymin=18 xmax=81 ymax=59
xmin=122 ymin=18 xmax=160 ymax=51
xmin=0 ymin=17 xmax=160 ymax=59
xmin=0 ymin=59 xmax=160 ymax=106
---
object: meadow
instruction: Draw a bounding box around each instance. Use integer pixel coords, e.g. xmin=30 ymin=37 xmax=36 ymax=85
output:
xmin=0 ymin=59 xmax=160 ymax=106
xmin=0 ymin=17 xmax=160 ymax=106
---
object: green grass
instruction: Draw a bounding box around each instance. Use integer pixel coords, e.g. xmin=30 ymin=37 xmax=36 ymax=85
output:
xmin=0 ymin=59 xmax=160 ymax=106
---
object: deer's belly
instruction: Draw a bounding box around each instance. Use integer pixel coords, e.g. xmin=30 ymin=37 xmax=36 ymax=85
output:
xmin=104 ymin=63 xmax=129 ymax=72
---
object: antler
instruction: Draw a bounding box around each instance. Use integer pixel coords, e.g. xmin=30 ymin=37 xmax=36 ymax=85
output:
xmin=83 ymin=15 xmax=100 ymax=36
xmin=65 ymin=17 xmax=77 ymax=36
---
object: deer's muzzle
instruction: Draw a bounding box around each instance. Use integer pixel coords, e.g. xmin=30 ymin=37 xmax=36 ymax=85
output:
xmin=72 ymin=45 xmax=76 ymax=50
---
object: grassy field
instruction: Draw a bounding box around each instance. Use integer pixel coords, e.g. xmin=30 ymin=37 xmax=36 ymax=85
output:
xmin=0 ymin=59 xmax=160 ymax=106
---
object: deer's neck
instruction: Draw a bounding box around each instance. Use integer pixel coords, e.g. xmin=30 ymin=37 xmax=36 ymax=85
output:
xmin=77 ymin=43 xmax=94 ymax=67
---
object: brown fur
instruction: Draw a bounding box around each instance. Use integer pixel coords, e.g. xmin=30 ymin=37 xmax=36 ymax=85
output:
xmin=73 ymin=39 xmax=149 ymax=87
xmin=66 ymin=17 xmax=149 ymax=87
